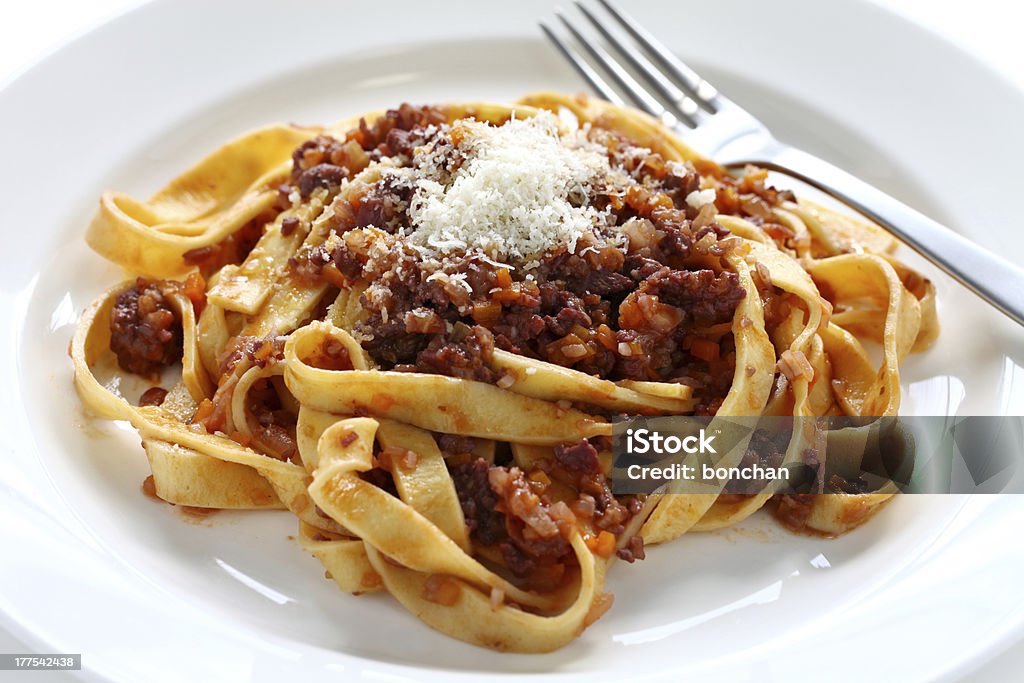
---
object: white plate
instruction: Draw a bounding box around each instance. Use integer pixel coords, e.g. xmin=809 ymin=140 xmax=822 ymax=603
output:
xmin=2 ymin=0 xmax=1024 ymax=680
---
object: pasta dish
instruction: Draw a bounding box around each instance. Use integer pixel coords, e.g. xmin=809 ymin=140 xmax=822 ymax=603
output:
xmin=71 ymin=93 xmax=938 ymax=652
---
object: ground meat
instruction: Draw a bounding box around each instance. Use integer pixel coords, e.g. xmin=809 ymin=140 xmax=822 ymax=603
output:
xmin=297 ymin=163 xmax=347 ymax=198
xmin=450 ymin=458 xmax=506 ymax=546
xmin=490 ymin=312 xmax=545 ymax=350
xmin=291 ymin=134 xmax=365 ymax=181
xmin=488 ymin=466 xmax=573 ymax=566
xmin=354 ymin=194 xmax=387 ymax=231
xmin=658 ymin=221 xmax=695 ymax=258
xmin=182 ymin=211 xmax=270 ymax=274
xmin=712 ymin=165 xmax=795 ymax=221
xmin=772 ymin=494 xmax=814 ymax=533
xmin=622 ymin=255 xmax=663 ymax=282
xmin=544 ymin=305 xmax=591 ymax=337
xmin=138 ymin=386 xmax=168 ymax=407
xmin=280 ymin=216 xmax=300 ymax=237
xmin=404 ymin=308 xmax=446 ymax=334
xmin=360 ymin=466 xmax=399 ymax=497
xmin=723 ymin=428 xmax=789 ymax=493
xmin=109 ymin=278 xmax=182 ymax=378
xmin=291 ymin=135 xmax=348 ymax=177
xmin=584 ymin=270 xmax=634 ymax=296
xmin=616 ymin=535 xmax=646 ymax=563
xmin=288 ymin=244 xmax=332 ymax=286
xmin=360 ymin=316 xmax=428 ymax=366
xmin=275 ymin=107 xmax=781 ymax=415
xmin=244 ymin=378 xmax=297 ymax=461
xmin=328 ymin=241 xmax=364 ymax=280
xmin=413 ymin=323 xmax=495 ymax=383
xmin=828 ymin=474 xmax=870 ymax=494
xmin=483 ymin=277 xmax=617 ymax=377
xmin=350 ymin=103 xmax=448 ymax=153
xmin=639 ymin=267 xmax=745 ymax=325
xmin=384 ymin=127 xmax=416 ymax=157
xmin=499 ymin=542 xmax=537 ymax=576
xmin=289 ymin=133 xmax=377 ymax=198
xmin=554 ymin=439 xmax=600 ymax=475
xmin=354 ymin=175 xmax=414 ymax=232
xmin=450 ymin=458 xmax=581 ymax=579
xmin=305 ymin=337 xmax=353 ymax=371
xmin=217 ymin=335 xmax=286 ymax=378
xmin=437 ymin=434 xmax=476 ymax=455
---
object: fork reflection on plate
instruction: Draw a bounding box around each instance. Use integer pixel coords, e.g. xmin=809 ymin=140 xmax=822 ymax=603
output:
xmin=542 ymin=0 xmax=1024 ymax=327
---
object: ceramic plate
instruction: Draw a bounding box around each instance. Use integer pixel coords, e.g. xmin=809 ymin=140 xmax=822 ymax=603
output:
xmin=2 ymin=0 xmax=1023 ymax=680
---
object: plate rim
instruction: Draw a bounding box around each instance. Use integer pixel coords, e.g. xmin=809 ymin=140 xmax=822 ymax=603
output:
xmin=2 ymin=0 xmax=1024 ymax=680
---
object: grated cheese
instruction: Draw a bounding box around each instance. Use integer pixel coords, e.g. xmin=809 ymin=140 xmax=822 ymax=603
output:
xmin=686 ymin=188 xmax=717 ymax=209
xmin=426 ymin=270 xmax=473 ymax=293
xmin=406 ymin=112 xmax=612 ymax=263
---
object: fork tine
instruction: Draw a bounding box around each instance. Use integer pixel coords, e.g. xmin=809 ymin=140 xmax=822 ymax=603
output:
xmin=572 ymin=0 xmax=703 ymax=122
xmin=596 ymin=0 xmax=720 ymax=108
xmin=540 ymin=21 xmax=626 ymax=107
xmin=554 ymin=10 xmax=691 ymax=128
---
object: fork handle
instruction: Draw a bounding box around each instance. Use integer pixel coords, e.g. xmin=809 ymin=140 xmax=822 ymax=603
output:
xmin=732 ymin=147 xmax=1024 ymax=327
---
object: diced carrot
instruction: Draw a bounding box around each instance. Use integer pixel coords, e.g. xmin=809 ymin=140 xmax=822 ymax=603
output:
xmin=690 ymin=338 xmax=721 ymax=363
xmin=254 ymin=342 xmax=274 ymax=362
xmin=528 ymin=470 xmax=551 ymax=488
xmin=371 ymin=394 xmax=395 ymax=411
xmin=491 ymin=288 xmax=521 ymax=303
xmin=472 ymin=301 xmax=502 ymax=324
xmin=423 ymin=574 xmax=461 ymax=606
xmin=183 ymin=271 xmax=207 ymax=314
xmin=595 ymin=324 xmax=617 ymax=350
xmin=193 ymin=399 xmax=215 ymax=423
xmin=595 ymin=531 xmax=616 ymax=558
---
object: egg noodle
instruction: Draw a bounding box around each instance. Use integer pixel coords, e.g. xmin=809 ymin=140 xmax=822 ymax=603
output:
xmin=71 ymin=93 xmax=938 ymax=652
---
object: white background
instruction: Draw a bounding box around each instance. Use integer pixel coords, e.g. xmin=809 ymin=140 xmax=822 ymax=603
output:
xmin=0 ymin=0 xmax=1021 ymax=680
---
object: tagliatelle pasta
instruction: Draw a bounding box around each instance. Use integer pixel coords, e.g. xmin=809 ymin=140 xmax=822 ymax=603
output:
xmin=71 ymin=93 xmax=937 ymax=652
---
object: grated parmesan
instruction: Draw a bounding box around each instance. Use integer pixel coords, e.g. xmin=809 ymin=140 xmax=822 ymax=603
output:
xmin=406 ymin=112 xmax=613 ymax=263
xmin=686 ymin=188 xmax=717 ymax=209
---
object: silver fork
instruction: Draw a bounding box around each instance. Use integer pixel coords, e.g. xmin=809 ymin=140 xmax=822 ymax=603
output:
xmin=541 ymin=0 xmax=1024 ymax=327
